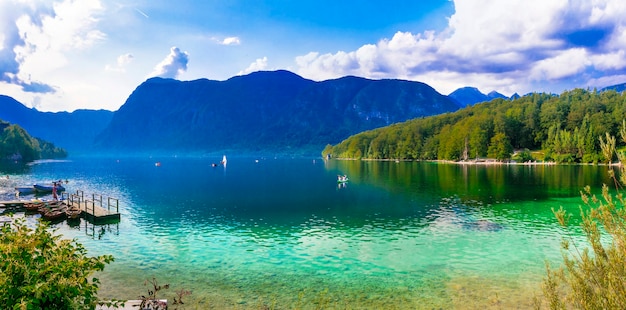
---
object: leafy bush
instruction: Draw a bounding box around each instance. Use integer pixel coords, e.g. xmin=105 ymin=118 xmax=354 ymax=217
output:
xmin=514 ymin=149 xmax=534 ymax=162
xmin=581 ymin=153 xmax=600 ymax=164
xmin=554 ymin=153 xmax=575 ymax=164
xmin=0 ymin=217 xmax=117 ymax=309
xmin=542 ymin=183 xmax=626 ymax=309
xmin=541 ymin=130 xmax=626 ymax=308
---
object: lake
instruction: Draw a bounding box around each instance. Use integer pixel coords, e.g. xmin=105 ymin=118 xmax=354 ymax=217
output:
xmin=0 ymin=157 xmax=614 ymax=308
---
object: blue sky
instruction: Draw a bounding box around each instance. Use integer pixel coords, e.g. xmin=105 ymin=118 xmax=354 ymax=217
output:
xmin=1 ymin=0 xmax=626 ymax=112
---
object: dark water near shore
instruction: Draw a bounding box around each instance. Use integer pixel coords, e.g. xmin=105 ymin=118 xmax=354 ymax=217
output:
xmin=0 ymin=157 xmax=613 ymax=308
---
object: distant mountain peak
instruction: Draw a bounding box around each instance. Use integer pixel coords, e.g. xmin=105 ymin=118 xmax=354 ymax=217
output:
xmin=228 ymin=70 xmax=311 ymax=83
xmin=600 ymin=82 xmax=626 ymax=93
xmin=448 ymin=86 xmax=509 ymax=107
xmin=487 ymin=90 xmax=506 ymax=99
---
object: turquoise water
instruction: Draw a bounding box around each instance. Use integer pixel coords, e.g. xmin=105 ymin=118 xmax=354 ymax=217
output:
xmin=0 ymin=157 xmax=613 ymax=308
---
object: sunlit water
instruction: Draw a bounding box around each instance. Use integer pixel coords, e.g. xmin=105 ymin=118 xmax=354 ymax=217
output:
xmin=0 ymin=157 xmax=612 ymax=308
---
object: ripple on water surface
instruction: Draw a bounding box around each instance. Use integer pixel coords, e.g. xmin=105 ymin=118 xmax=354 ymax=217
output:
xmin=0 ymin=158 xmax=597 ymax=308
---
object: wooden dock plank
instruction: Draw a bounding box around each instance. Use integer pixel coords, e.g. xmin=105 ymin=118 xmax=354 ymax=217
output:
xmin=1 ymin=190 xmax=122 ymax=223
xmin=69 ymin=200 xmax=120 ymax=222
xmin=0 ymin=200 xmax=27 ymax=207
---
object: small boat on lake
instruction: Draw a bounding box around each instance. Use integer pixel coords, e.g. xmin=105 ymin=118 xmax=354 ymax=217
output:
xmin=337 ymin=175 xmax=349 ymax=183
xmin=212 ymin=155 xmax=227 ymax=167
xmin=24 ymin=201 xmax=44 ymax=211
xmin=65 ymin=206 xmax=82 ymax=219
xmin=42 ymin=209 xmax=66 ymax=221
xmin=39 ymin=201 xmax=68 ymax=221
xmin=34 ymin=183 xmax=65 ymax=193
xmin=15 ymin=186 xmax=35 ymax=195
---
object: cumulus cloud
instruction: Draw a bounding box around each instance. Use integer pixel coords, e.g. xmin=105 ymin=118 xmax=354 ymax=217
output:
xmin=0 ymin=1 xmax=53 ymax=93
xmin=295 ymin=0 xmax=626 ymax=95
xmin=221 ymin=37 xmax=241 ymax=45
xmin=150 ymin=47 xmax=189 ymax=79
xmin=105 ymin=53 xmax=134 ymax=72
xmin=0 ymin=0 xmax=104 ymax=93
xmin=238 ymin=57 xmax=268 ymax=75
xmin=530 ymin=48 xmax=591 ymax=81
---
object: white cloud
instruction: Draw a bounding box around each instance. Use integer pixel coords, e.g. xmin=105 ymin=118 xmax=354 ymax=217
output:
xmin=530 ymin=48 xmax=590 ymax=81
xmin=587 ymin=74 xmax=626 ymax=89
xmin=294 ymin=0 xmax=626 ymax=95
xmin=43 ymin=0 xmax=106 ymax=49
xmin=590 ymin=50 xmax=626 ymax=71
xmin=441 ymin=0 xmax=565 ymax=57
xmin=238 ymin=57 xmax=268 ymax=75
xmin=150 ymin=47 xmax=189 ymax=79
xmin=221 ymin=37 xmax=241 ymax=45
xmin=105 ymin=53 xmax=134 ymax=72
xmin=0 ymin=0 xmax=104 ymax=94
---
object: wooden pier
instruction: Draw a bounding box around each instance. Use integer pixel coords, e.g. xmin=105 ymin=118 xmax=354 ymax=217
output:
xmin=0 ymin=200 xmax=27 ymax=209
xmin=66 ymin=190 xmax=121 ymax=223
xmin=0 ymin=190 xmax=121 ymax=224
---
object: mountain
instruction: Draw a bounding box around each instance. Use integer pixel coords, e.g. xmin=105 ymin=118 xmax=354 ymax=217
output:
xmin=600 ymin=82 xmax=626 ymax=93
xmin=487 ymin=91 xmax=507 ymax=100
xmin=448 ymin=87 xmax=507 ymax=107
xmin=95 ymin=70 xmax=460 ymax=154
xmin=0 ymin=95 xmax=113 ymax=154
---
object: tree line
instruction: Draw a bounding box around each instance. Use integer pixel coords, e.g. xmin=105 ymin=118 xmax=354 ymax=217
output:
xmin=323 ymin=88 xmax=626 ymax=163
xmin=0 ymin=120 xmax=67 ymax=162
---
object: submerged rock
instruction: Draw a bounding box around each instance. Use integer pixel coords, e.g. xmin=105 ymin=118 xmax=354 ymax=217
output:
xmin=462 ymin=219 xmax=504 ymax=232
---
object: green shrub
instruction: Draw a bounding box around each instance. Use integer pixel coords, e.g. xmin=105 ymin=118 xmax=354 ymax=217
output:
xmin=0 ymin=217 xmax=117 ymax=309
xmin=514 ymin=149 xmax=534 ymax=162
xmin=554 ymin=153 xmax=575 ymax=164
xmin=542 ymin=184 xmax=626 ymax=309
xmin=581 ymin=153 xmax=600 ymax=164
xmin=541 ymin=131 xmax=626 ymax=308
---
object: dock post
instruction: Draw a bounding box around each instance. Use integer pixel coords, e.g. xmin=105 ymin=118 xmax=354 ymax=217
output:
xmin=69 ymin=190 xmax=121 ymax=223
xmin=107 ymin=197 xmax=119 ymax=213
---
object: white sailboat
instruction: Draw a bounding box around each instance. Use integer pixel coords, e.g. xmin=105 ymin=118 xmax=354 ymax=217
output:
xmin=221 ymin=155 xmax=227 ymax=166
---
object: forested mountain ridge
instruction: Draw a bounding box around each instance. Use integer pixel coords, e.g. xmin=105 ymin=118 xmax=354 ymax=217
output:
xmin=0 ymin=120 xmax=67 ymax=161
xmin=95 ymin=70 xmax=459 ymax=154
xmin=323 ymin=88 xmax=626 ymax=163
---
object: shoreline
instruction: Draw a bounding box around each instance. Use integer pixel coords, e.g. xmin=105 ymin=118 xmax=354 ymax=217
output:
xmin=328 ymin=157 xmax=623 ymax=166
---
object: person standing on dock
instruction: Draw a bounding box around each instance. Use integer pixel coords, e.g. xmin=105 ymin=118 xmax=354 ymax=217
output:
xmin=52 ymin=182 xmax=58 ymax=201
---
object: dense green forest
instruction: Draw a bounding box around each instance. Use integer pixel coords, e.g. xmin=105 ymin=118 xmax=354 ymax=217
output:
xmin=0 ymin=120 xmax=67 ymax=162
xmin=323 ymin=88 xmax=626 ymax=163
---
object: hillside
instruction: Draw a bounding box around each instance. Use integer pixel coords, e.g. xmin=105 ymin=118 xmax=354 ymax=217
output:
xmin=324 ymin=88 xmax=626 ymax=163
xmin=95 ymin=70 xmax=460 ymax=154
xmin=0 ymin=120 xmax=67 ymax=161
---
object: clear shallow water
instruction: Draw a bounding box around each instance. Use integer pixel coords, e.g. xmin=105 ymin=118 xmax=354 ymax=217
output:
xmin=0 ymin=157 xmax=612 ymax=308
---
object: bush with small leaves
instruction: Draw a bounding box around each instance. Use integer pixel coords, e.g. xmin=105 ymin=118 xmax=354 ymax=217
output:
xmin=0 ymin=217 xmax=120 ymax=309
xmin=540 ymin=131 xmax=626 ymax=309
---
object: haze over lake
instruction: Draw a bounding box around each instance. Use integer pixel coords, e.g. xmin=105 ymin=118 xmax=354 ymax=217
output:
xmin=0 ymin=156 xmax=611 ymax=308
